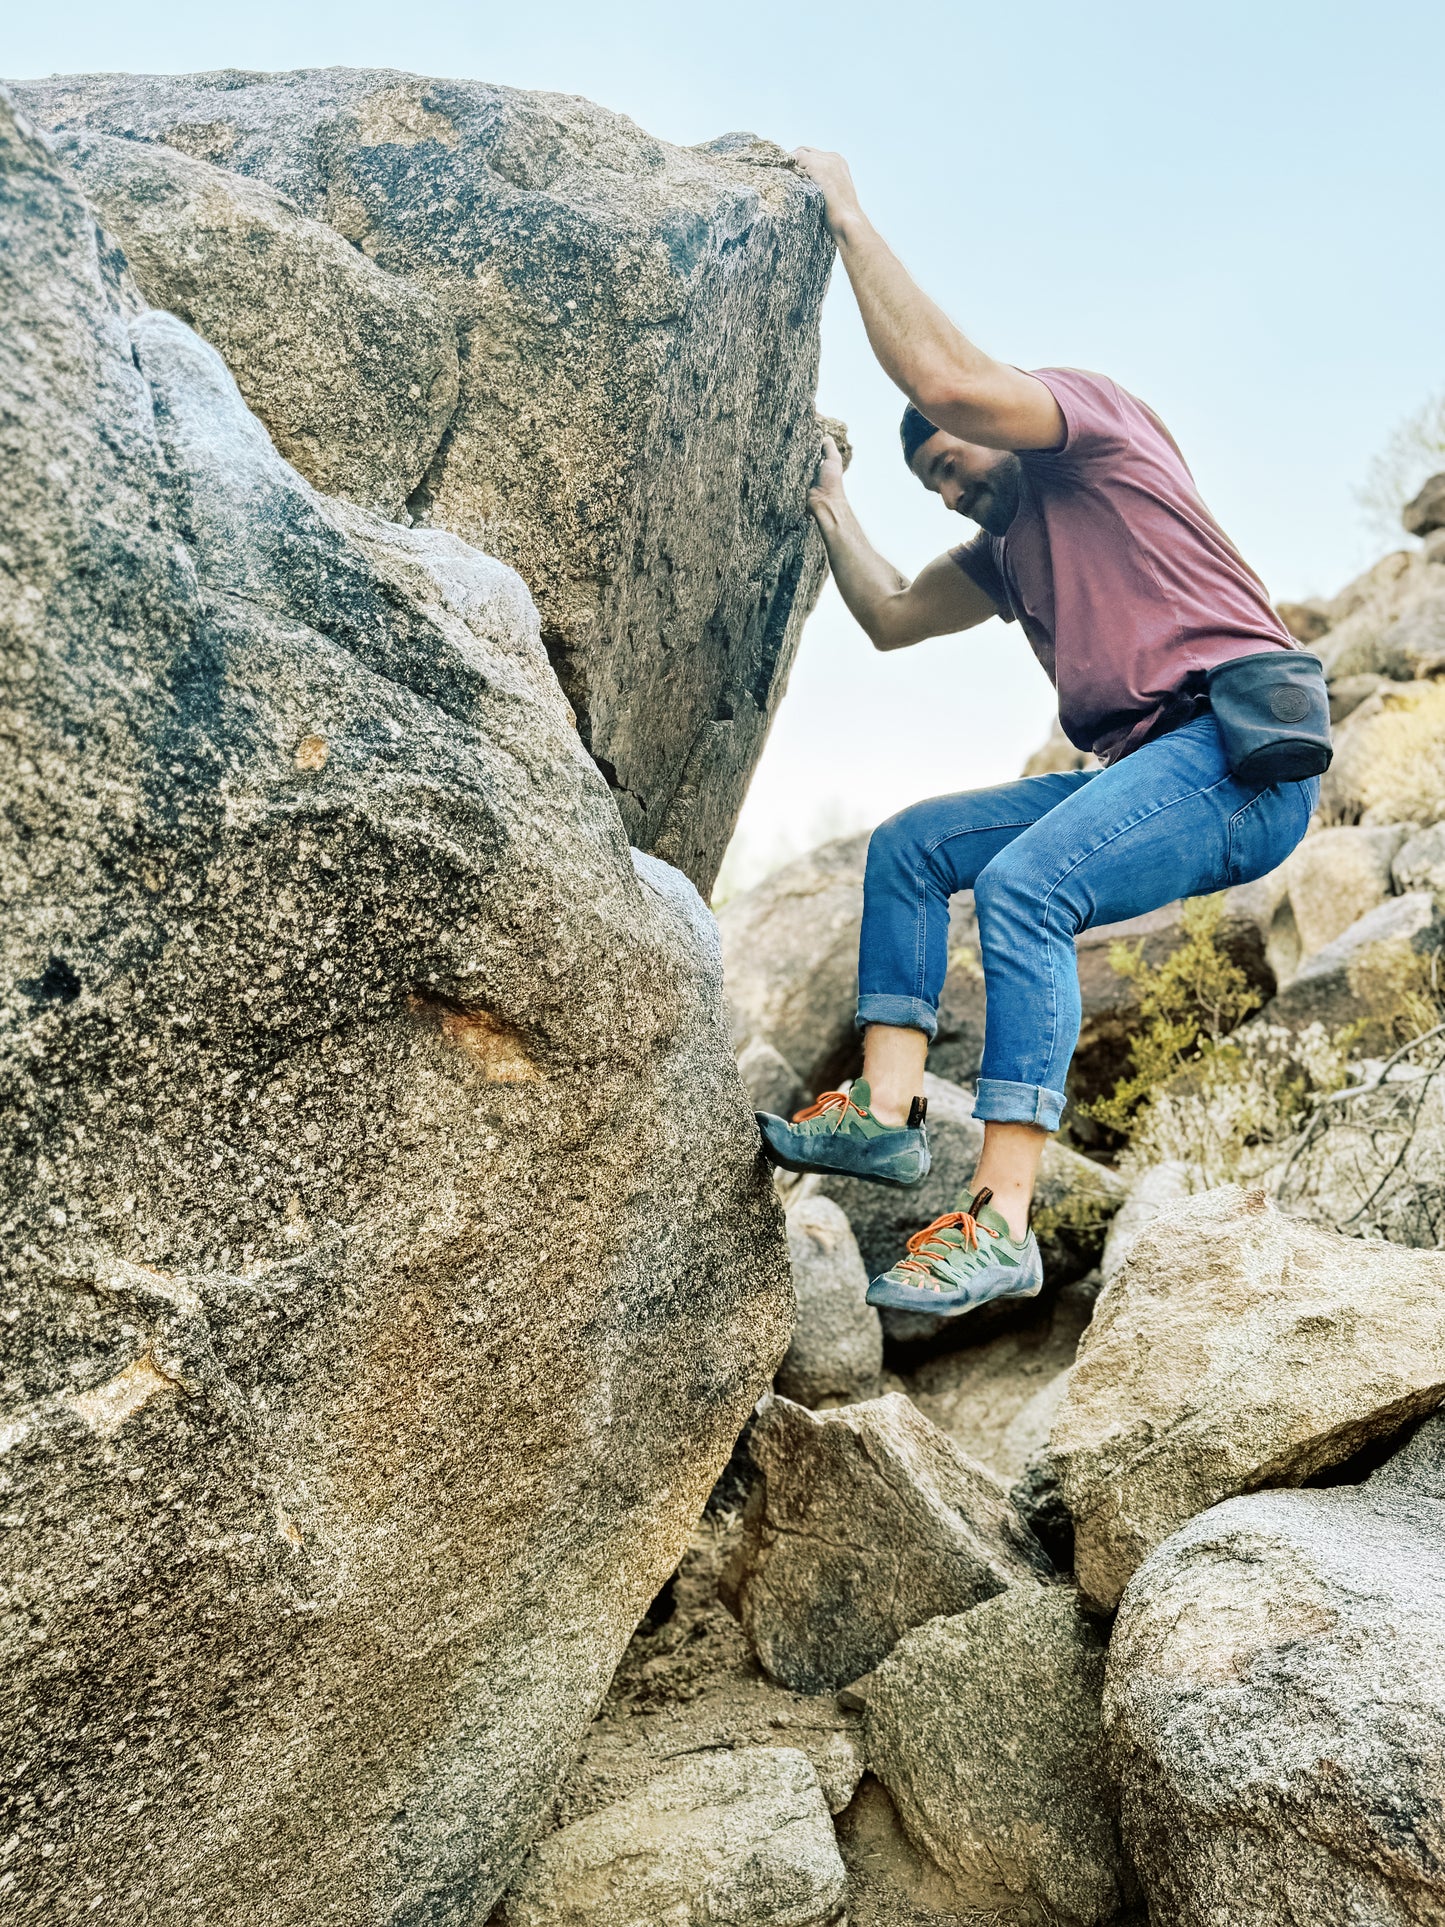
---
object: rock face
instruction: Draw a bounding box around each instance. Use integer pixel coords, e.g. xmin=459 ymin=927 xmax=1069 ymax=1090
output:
xmin=0 ymin=96 xmax=792 ymax=1927
xmin=721 ymin=1394 xmax=1051 ymax=1693
xmin=1404 ymin=470 xmax=1445 ymax=536
xmin=16 ymin=67 xmax=836 ymax=894
xmin=865 ymin=1589 xmax=1126 ymax=1926
xmin=1262 ymin=891 xmax=1442 ymax=1035
xmin=719 ymin=832 xmax=870 ymax=1096
xmin=1369 ymin=1410 xmax=1445 ymax=1499
xmin=1051 ymin=1186 xmax=1445 ymax=1609
xmin=1393 ymin=820 xmax=1445 ymax=900
xmin=776 ymin=1195 xmax=883 ymax=1409
xmin=53 ymin=127 xmax=460 ymax=517
xmin=496 ymin=1747 xmax=848 ymax=1927
xmin=1283 ymin=824 xmax=1406 ymax=960
xmin=1105 ymin=1486 xmax=1445 ymax=1927
xmin=1301 ymin=545 xmax=1445 ymax=685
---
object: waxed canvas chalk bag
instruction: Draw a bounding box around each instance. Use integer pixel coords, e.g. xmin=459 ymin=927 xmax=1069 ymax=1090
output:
xmin=1206 ymin=651 xmax=1332 ymax=785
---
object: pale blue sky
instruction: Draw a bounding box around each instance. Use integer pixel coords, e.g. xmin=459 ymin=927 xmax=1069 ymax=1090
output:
xmin=10 ymin=2 xmax=1444 ymax=884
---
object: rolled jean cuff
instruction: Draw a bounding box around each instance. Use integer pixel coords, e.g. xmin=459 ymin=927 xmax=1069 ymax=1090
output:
xmin=973 ymin=1076 xmax=1067 ymax=1132
xmin=855 ymin=993 xmax=938 ymax=1042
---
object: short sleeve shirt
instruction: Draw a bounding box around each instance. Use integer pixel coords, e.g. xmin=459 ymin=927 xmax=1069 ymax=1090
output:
xmin=952 ymin=368 xmax=1293 ymax=764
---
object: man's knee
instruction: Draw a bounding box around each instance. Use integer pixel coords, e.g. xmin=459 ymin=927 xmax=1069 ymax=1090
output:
xmin=974 ymin=846 xmax=1075 ymax=936
xmin=865 ymin=804 xmax=933 ymax=889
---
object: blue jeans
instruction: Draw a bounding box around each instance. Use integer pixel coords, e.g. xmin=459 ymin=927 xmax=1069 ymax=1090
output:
xmin=855 ymin=715 xmax=1317 ymax=1131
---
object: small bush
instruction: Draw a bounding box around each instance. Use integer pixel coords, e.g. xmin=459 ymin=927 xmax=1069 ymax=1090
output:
xmin=1087 ymin=894 xmax=1445 ymax=1204
xmin=1084 ymin=895 xmax=1263 ymax=1140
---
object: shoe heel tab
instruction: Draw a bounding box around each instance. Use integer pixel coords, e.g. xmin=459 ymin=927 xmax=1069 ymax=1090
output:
xmin=906 ymin=1095 xmax=928 ymax=1130
xmin=971 ymin=1185 xmax=994 ymax=1213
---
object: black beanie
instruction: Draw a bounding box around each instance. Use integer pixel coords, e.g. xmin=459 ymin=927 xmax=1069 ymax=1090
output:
xmin=900 ymin=402 xmax=942 ymax=468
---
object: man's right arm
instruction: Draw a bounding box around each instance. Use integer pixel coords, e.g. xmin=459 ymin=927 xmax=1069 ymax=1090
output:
xmin=807 ymin=436 xmax=998 ymax=651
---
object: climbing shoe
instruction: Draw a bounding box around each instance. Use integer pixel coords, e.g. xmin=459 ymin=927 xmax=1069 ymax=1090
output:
xmin=865 ymin=1188 xmax=1043 ymax=1317
xmin=756 ymin=1078 xmax=930 ymax=1188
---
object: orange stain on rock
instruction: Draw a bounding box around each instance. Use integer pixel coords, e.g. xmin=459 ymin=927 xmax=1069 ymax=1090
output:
xmin=295 ymin=733 xmax=329 ymax=772
xmin=408 ymin=995 xmax=541 ymax=1082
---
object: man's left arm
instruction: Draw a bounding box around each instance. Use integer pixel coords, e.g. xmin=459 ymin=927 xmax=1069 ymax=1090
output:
xmin=794 ymin=147 xmax=1064 ymax=453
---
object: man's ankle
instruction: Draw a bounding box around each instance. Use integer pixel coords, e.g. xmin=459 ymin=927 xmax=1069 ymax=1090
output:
xmin=869 ymin=1092 xmax=920 ymax=1129
xmin=974 ymin=1186 xmax=1031 ymax=1242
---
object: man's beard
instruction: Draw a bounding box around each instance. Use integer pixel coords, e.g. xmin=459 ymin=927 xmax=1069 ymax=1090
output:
xmin=963 ymin=455 xmax=1023 ymax=535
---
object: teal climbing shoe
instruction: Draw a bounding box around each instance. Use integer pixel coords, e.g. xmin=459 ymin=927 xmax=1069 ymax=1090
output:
xmin=866 ymin=1188 xmax=1043 ymax=1317
xmin=756 ymin=1078 xmax=930 ymax=1189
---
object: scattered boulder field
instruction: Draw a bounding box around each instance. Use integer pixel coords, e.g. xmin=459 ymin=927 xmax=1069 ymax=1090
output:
xmin=7 ymin=60 xmax=1445 ymax=1927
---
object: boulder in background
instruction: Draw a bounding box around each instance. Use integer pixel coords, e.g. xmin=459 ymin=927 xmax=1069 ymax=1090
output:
xmin=1106 ymin=1486 xmax=1445 ymax=1927
xmin=1283 ymin=824 xmax=1407 ymax=960
xmin=720 ymin=1394 xmax=1051 ymax=1693
xmin=776 ymin=1195 xmax=883 ymax=1409
xmin=865 ymin=1588 xmax=1126 ymax=1927
xmin=1261 ymin=891 xmax=1441 ymax=1037
xmin=1052 ymin=1186 xmax=1445 ymax=1609
xmin=719 ymin=832 xmax=870 ymax=1095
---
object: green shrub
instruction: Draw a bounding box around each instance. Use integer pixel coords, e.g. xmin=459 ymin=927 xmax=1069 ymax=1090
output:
xmin=1084 ymin=895 xmax=1264 ymax=1141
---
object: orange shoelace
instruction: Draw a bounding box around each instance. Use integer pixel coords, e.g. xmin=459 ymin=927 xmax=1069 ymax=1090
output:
xmin=791 ymin=1089 xmax=867 ymax=1125
xmin=895 ymin=1210 xmax=997 ymax=1280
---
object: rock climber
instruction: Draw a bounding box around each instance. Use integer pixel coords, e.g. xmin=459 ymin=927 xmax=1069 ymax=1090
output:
xmin=755 ymin=146 xmax=1325 ymax=1317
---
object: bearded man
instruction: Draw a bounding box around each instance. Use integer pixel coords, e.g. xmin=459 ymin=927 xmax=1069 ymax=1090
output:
xmin=756 ymin=147 xmax=1324 ymax=1316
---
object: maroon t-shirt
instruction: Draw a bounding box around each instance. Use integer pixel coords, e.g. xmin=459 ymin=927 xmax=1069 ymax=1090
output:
xmin=953 ymin=367 xmax=1293 ymax=764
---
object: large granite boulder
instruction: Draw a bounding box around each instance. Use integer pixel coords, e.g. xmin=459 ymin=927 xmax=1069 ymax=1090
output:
xmin=1259 ymin=890 xmax=1442 ymax=1037
xmin=720 ymin=1394 xmax=1051 ymax=1693
xmin=0 ymin=97 xmax=791 ymax=1927
xmin=15 ymin=66 xmax=836 ymax=894
xmin=1051 ymin=1186 xmax=1445 ymax=1609
xmin=496 ymin=1748 xmax=848 ymax=1927
xmin=52 ymin=127 xmax=460 ymax=517
xmin=1392 ymin=819 xmax=1445 ymax=900
xmin=865 ymin=1588 xmax=1127 ymax=1926
xmin=1304 ymin=545 xmax=1445 ymax=683
xmin=1105 ymin=1485 xmax=1445 ymax=1927
xmin=1369 ymin=1410 xmax=1445 ymax=1498
xmin=1403 ymin=470 xmax=1445 ymax=536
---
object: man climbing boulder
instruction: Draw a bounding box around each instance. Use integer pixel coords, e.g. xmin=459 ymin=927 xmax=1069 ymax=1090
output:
xmin=757 ymin=146 xmax=1329 ymax=1318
